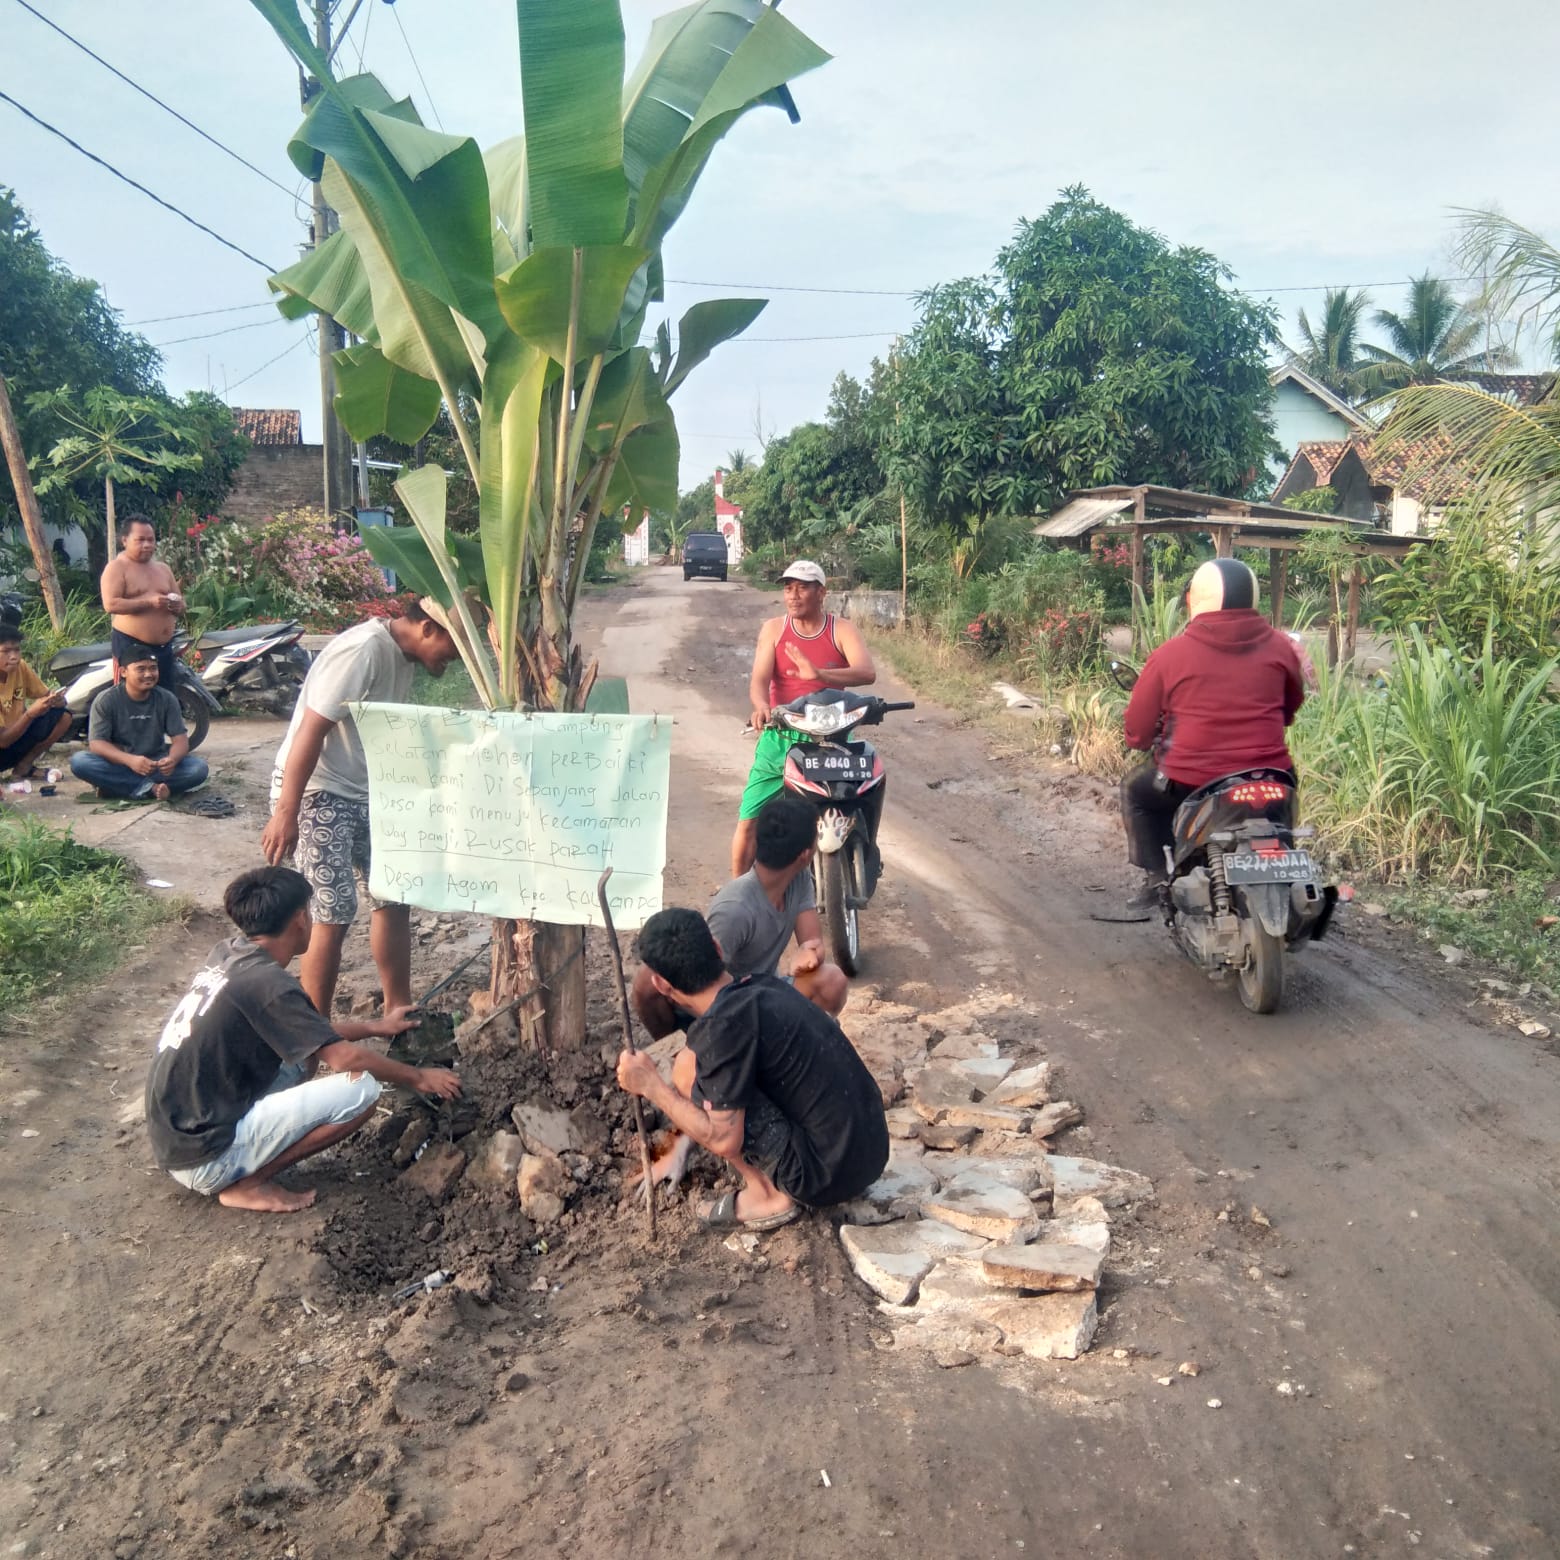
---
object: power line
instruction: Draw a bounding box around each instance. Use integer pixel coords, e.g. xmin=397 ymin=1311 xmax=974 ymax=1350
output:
xmin=0 ymin=89 xmax=278 ymax=271
xmin=667 ymin=276 xmax=913 ymax=296
xmin=390 ymin=4 xmax=443 ymax=131
xmin=127 ymin=302 xmax=276 ymax=326
xmin=351 ymin=0 xmax=377 ymax=74
xmin=6 ymin=0 xmax=296 ymax=199
xmin=150 ymin=317 xmax=290 ymax=349
xmin=224 ymin=331 xmax=312 ymax=394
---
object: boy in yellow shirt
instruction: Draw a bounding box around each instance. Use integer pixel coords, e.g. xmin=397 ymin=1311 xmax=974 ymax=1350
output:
xmin=0 ymin=621 xmax=69 ymax=779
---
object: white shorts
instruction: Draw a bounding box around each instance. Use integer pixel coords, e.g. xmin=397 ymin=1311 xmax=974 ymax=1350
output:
xmin=168 ymin=1063 xmax=382 ymax=1195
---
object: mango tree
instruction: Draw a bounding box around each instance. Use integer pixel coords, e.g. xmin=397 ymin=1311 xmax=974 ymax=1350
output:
xmin=251 ymin=0 xmax=828 ymax=1046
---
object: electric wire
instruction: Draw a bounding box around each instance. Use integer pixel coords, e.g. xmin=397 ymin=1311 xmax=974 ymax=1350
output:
xmin=150 ymin=317 xmax=291 ymax=349
xmin=0 ymin=89 xmax=277 ymax=271
xmin=390 ymin=4 xmax=443 ymax=131
xmin=126 ymin=302 xmax=276 ymax=326
xmin=223 ymin=331 xmax=313 ymax=393
xmin=6 ymin=0 xmax=296 ymax=199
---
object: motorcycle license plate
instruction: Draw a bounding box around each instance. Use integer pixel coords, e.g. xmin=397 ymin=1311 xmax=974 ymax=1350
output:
xmin=1224 ymin=848 xmax=1315 ymax=884
xmin=796 ymin=748 xmax=873 ymax=785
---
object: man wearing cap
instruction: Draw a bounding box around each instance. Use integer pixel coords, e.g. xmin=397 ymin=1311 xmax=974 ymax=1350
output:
xmin=261 ymin=600 xmax=459 ymax=1020
xmin=70 ymin=641 xmax=208 ymax=800
xmin=1118 ymin=558 xmax=1305 ymax=913
xmin=732 ymin=560 xmax=875 ymax=877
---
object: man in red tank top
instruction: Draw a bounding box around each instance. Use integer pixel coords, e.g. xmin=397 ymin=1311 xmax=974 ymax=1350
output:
xmin=733 ymin=560 xmax=875 ymax=876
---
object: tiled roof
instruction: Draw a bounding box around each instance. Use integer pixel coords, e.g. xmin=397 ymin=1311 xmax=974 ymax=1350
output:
xmin=1291 ymin=433 xmax=1470 ymax=505
xmin=1459 ymin=372 xmax=1555 ymax=406
xmin=233 ymin=408 xmax=302 ymax=445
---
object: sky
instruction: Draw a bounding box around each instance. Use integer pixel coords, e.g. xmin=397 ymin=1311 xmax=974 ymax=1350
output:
xmin=5 ymin=0 xmax=1559 ymax=495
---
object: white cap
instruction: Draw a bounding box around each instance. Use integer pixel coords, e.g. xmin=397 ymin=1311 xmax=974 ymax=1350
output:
xmin=779 ymin=559 xmax=826 ymax=585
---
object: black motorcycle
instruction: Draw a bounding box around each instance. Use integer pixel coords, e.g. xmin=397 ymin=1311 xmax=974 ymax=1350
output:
xmin=770 ymin=688 xmax=914 ymax=975
xmin=1111 ymin=661 xmax=1337 ymax=1013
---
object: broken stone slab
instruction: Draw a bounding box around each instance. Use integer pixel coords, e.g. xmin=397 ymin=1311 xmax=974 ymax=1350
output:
xmin=981 ymin=1241 xmax=1105 ymax=1293
xmin=1035 ymin=1210 xmax=1111 ymax=1255
xmin=916 ymin=1121 xmax=979 ymax=1150
xmin=511 ymin=1100 xmax=582 ymax=1157
xmin=399 ymin=1141 xmax=466 ymax=1203
xmin=839 ymin=1220 xmax=989 ymax=1306
xmin=924 ymin=1175 xmax=1042 ymax=1242
xmin=977 ymin=1293 xmax=1098 ymax=1360
xmin=1046 ymin=1155 xmax=1153 ymax=1208
xmin=941 ymin=1101 xmax=1034 ymax=1134
xmin=1028 ymin=1100 xmax=1084 ymax=1140
xmin=466 ymin=1131 xmax=524 ymax=1190
xmin=1052 ymin=1193 xmax=1111 ymax=1225
xmin=884 ymin=1106 xmax=922 ymax=1141
xmin=891 ymin=1311 xmax=1006 ymax=1358
xmin=916 ymin=1252 xmax=1014 ymax=1310
xmin=838 ymin=1149 xmax=943 ymax=1225
xmin=932 ymin=1154 xmax=1052 ymax=1197
xmin=927 ymin=1032 xmax=1000 ymax=1062
xmin=988 ymin=1061 xmax=1053 ymax=1108
xmin=947 ymin=1057 xmax=1015 ymax=1094
xmin=517 ymin=1150 xmax=571 ymax=1224
xmin=908 ymin=1063 xmax=977 ymax=1124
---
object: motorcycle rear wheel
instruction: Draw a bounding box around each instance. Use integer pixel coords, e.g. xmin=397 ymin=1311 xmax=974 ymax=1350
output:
xmin=1237 ymin=922 xmax=1284 ymax=1014
xmin=817 ymin=849 xmax=861 ymax=977
xmin=177 ymin=685 xmax=211 ymax=752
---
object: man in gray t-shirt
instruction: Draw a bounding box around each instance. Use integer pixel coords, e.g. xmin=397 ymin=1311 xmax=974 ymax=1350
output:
xmin=261 ymin=600 xmax=459 ymax=1021
xmin=70 ymin=645 xmax=208 ymax=800
xmin=633 ymin=794 xmax=848 ymax=1040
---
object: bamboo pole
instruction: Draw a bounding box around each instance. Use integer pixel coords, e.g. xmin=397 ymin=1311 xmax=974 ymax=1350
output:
xmin=0 ymin=371 xmax=67 ymax=632
xmin=597 ymin=868 xmax=657 ymax=1239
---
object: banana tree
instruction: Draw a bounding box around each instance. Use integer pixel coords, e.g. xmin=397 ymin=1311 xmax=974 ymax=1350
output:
xmin=252 ymin=0 xmax=828 ymax=1042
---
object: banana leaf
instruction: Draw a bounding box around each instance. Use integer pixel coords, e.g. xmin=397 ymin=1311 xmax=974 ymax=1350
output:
xmin=332 ymin=342 xmax=444 ymax=442
xmin=495 ymin=246 xmax=650 ymax=364
xmin=663 ymin=298 xmax=767 ymax=396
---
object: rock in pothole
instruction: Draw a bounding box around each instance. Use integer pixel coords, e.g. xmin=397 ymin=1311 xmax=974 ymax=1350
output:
xmin=980 ymin=1241 xmax=1105 ymax=1293
xmin=923 ymin=1175 xmax=1042 ymax=1242
xmin=1046 ymin=1155 xmax=1153 ymax=1208
xmin=839 ymin=1220 xmax=988 ymax=1306
xmin=988 ymin=1062 xmax=1053 ymax=1108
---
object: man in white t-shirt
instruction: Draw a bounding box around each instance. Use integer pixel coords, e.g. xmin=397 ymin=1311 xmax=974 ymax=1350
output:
xmin=261 ymin=600 xmax=459 ymax=1020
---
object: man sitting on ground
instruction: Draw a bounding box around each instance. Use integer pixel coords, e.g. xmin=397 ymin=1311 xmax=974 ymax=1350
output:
xmin=0 ymin=621 xmax=70 ymax=779
xmin=631 ymin=793 xmax=848 ymax=1040
xmin=616 ymin=907 xmax=888 ymax=1231
xmin=145 ymin=866 xmax=461 ymax=1214
xmin=70 ymin=642 xmax=208 ymax=800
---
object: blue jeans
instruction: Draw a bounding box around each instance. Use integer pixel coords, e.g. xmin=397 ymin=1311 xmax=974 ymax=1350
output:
xmin=71 ymin=751 xmax=208 ymax=798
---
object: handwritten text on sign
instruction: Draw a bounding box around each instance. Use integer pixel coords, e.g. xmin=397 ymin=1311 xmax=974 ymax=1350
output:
xmin=352 ymin=703 xmax=671 ymax=928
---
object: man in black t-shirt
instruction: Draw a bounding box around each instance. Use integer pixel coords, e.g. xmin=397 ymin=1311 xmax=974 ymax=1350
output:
xmin=146 ymin=867 xmax=461 ymax=1214
xmin=616 ymin=907 xmax=888 ymax=1231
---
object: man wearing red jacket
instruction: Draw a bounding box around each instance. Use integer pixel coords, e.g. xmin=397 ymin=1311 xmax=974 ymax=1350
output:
xmin=1119 ymin=558 xmax=1305 ymax=912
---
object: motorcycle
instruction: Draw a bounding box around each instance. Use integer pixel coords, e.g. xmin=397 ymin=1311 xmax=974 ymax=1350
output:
xmin=1110 ymin=660 xmax=1338 ymax=1014
xmin=53 ymin=632 xmax=220 ymax=752
xmin=187 ymin=620 xmax=311 ymax=716
xmin=769 ymin=688 xmax=915 ymax=975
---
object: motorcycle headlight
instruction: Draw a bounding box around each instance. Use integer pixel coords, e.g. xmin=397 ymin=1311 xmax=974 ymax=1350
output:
xmin=792 ymin=702 xmax=850 ymax=735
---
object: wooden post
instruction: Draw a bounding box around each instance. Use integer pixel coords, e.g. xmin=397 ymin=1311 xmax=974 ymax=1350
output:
xmin=1213 ymin=525 xmax=1234 ymax=558
xmin=1269 ymin=548 xmax=1286 ymax=628
xmin=898 ymin=487 xmax=908 ymax=627
xmin=1129 ymin=488 xmax=1148 ymax=652
xmin=1343 ymin=564 xmax=1361 ymax=664
xmin=0 ymin=371 xmax=67 ymax=632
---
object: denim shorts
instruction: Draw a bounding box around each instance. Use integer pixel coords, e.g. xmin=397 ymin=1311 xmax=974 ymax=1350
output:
xmin=168 ymin=1063 xmax=382 ymax=1195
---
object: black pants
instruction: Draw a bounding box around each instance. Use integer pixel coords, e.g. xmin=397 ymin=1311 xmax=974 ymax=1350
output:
xmin=1120 ymin=763 xmax=1194 ymax=875
xmin=111 ymin=628 xmax=177 ymax=691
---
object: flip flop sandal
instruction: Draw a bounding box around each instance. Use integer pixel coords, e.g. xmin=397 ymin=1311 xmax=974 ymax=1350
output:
xmin=697 ymin=1188 xmax=802 ymax=1233
xmin=176 ymin=793 xmax=237 ymax=818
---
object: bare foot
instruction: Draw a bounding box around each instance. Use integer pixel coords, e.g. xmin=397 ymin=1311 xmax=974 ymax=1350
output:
xmin=218 ymin=1182 xmax=317 ymax=1213
xmin=151 ymin=782 xmax=171 ymax=801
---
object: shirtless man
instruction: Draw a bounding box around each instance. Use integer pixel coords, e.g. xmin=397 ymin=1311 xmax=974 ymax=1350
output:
xmin=731 ymin=560 xmax=875 ymax=876
xmin=100 ymin=514 xmax=183 ymax=688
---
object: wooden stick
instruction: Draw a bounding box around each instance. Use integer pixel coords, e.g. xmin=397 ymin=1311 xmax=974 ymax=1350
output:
xmin=597 ymin=867 xmax=657 ymax=1238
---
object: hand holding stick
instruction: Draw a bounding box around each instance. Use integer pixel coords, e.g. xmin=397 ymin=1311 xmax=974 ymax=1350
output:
xmin=597 ymin=867 xmax=657 ymax=1238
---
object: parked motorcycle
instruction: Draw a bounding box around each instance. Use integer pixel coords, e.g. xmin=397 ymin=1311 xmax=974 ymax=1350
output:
xmin=770 ymin=688 xmax=915 ymax=975
xmin=53 ymin=633 xmax=219 ymax=752
xmin=1110 ymin=660 xmax=1337 ymax=1013
xmin=188 ymin=620 xmax=311 ymax=716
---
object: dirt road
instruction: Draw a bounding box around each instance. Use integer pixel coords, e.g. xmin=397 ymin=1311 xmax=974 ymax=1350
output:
xmin=1 ymin=570 xmax=1555 ymax=1558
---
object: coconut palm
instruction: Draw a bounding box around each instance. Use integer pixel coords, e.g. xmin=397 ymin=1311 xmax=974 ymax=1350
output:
xmin=1293 ymin=287 xmax=1371 ymax=398
xmin=1356 ymin=275 xmax=1506 ymax=395
xmin=1455 ymin=208 xmax=1560 ymax=366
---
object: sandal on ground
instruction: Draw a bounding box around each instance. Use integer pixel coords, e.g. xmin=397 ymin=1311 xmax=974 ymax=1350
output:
xmin=696 ymin=1188 xmax=802 ymax=1233
xmin=176 ymin=793 xmax=237 ymax=818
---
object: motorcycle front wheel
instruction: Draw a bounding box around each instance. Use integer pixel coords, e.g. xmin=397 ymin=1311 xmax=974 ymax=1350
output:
xmin=1237 ymin=921 xmax=1285 ymax=1014
xmin=816 ymin=848 xmax=861 ymax=977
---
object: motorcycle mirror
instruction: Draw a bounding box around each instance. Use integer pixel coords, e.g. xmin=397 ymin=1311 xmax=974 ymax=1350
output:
xmin=1109 ymin=659 xmax=1139 ymax=691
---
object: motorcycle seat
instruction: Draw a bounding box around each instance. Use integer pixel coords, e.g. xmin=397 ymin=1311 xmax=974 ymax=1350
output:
xmin=49 ymin=640 xmax=114 ymax=674
xmin=194 ymin=622 xmax=300 ymax=650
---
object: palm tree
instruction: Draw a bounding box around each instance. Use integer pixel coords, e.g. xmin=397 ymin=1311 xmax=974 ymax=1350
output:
xmin=1293 ymin=287 xmax=1371 ymax=398
xmin=1455 ymin=208 xmax=1560 ymax=366
xmin=1356 ymin=274 xmax=1507 ymax=395
xmin=724 ymin=447 xmax=752 ymax=474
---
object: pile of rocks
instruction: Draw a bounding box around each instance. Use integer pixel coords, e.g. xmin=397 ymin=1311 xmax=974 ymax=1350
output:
xmin=839 ymin=990 xmax=1151 ymax=1362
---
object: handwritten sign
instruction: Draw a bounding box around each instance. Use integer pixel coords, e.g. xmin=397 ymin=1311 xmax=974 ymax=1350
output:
xmin=352 ymin=702 xmax=671 ymax=928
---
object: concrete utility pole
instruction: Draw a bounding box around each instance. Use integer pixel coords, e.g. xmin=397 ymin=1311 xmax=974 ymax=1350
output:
xmin=0 ymin=371 xmax=66 ymax=632
xmin=303 ymin=0 xmax=356 ymax=520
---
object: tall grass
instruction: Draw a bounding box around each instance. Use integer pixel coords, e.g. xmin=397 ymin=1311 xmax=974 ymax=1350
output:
xmin=0 ymin=816 xmax=174 ymax=1027
xmin=1295 ymin=631 xmax=1560 ymax=883
xmin=21 ymin=592 xmax=109 ymax=668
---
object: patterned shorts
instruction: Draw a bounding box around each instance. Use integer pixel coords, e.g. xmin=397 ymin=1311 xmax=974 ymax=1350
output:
xmin=294 ymin=789 xmax=383 ymax=925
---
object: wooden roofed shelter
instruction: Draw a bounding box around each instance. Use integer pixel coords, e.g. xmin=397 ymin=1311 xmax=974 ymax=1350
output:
xmin=1035 ymin=483 xmax=1433 ymax=664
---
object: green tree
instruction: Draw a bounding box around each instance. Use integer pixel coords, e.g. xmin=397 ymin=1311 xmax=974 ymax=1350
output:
xmin=1292 ymin=287 xmax=1371 ymax=398
xmin=878 ymin=187 xmax=1281 ymax=549
xmin=1356 ymin=274 xmax=1507 ymax=394
xmin=1455 ymin=208 xmax=1560 ymax=365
